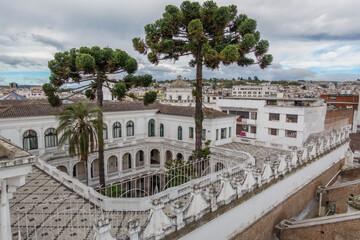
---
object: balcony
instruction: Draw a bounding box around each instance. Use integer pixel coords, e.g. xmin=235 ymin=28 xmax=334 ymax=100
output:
xmin=236 ymin=117 xmax=256 ymax=125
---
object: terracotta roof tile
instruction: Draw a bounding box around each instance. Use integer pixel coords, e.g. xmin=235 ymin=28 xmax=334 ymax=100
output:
xmin=0 ymin=100 xmax=230 ymax=119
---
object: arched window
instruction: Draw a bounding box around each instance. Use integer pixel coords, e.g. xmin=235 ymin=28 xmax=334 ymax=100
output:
xmin=23 ymin=130 xmax=38 ymax=150
xmin=178 ymin=126 xmax=182 ymax=140
xmin=112 ymin=122 xmax=121 ymax=138
xmin=103 ymin=124 xmax=108 ymax=140
xmin=126 ymin=121 xmax=134 ymax=136
xmin=160 ymin=124 xmax=164 ymax=137
xmin=148 ymin=119 xmax=155 ymax=137
xmin=44 ymin=128 xmax=58 ymax=148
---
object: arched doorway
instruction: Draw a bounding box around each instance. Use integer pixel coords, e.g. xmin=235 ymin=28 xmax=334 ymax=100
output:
xmin=107 ymin=155 xmax=118 ymax=174
xmin=165 ymin=150 xmax=173 ymax=164
xmin=176 ymin=153 xmax=183 ymax=160
xmin=91 ymin=159 xmax=99 ymax=178
xmin=136 ymin=150 xmax=145 ymax=167
xmin=122 ymin=153 xmax=132 ymax=170
xmin=150 ymin=149 xmax=160 ymax=165
xmin=73 ymin=162 xmax=86 ymax=181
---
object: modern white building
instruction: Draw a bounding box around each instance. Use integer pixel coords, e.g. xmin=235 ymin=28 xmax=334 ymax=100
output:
xmin=217 ymin=97 xmax=327 ymax=148
xmin=231 ymin=85 xmax=281 ymax=98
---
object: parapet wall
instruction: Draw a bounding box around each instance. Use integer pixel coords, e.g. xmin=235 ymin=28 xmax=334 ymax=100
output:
xmin=179 ymin=143 xmax=348 ymax=240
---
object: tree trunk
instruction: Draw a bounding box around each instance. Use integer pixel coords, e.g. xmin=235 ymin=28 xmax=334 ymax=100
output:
xmin=96 ymin=74 xmax=106 ymax=187
xmin=194 ymin=50 xmax=203 ymax=160
xmin=85 ymin=160 xmax=89 ymax=187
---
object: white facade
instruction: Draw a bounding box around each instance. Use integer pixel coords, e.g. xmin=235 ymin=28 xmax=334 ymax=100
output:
xmin=217 ymin=97 xmax=327 ymax=148
xmin=232 ymin=85 xmax=280 ymax=98
xmin=0 ymin=103 xmax=235 ymax=186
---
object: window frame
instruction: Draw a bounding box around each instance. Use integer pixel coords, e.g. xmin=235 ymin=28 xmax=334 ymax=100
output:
xmin=126 ymin=121 xmax=134 ymax=137
xmin=178 ymin=126 xmax=183 ymax=140
xmin=44 ymin=128 xmax=58 ymax=148
xmin=112 ymin=122 xmax=121 ymax=138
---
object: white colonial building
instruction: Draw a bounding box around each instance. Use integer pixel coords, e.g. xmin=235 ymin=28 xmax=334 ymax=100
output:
xmin=0 ymin=100 xmax=235 ymax=187
xmin=163 ymin=75 xmax=194 ymax=105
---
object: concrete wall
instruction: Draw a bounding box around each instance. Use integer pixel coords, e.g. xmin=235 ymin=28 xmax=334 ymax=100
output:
xmin=179 ymin=143 xmax=348 ymax=240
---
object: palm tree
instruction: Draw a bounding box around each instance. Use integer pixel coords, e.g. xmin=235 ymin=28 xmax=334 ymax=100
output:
xmin=56 ymin=101 xmax=102 ymax=186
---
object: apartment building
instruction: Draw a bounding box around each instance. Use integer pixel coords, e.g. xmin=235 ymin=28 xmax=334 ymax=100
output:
xmin=217 ymin=97 xmax=327 ymax=148
xmin=231 ymin=85 xmax=279 ymax=98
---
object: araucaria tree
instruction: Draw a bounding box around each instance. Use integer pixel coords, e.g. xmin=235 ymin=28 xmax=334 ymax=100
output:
xmin=43 ymin=46 xmax=157 ymax=187
xmin=133 ymin=0 xmax=273 ymax=159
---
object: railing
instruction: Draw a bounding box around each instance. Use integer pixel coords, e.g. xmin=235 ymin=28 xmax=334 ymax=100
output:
xmin=97 ymin=156 xmax=241 ymax=199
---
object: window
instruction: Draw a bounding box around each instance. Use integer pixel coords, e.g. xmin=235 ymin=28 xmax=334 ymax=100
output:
xmin=178 ymin=126 xmax=183 ymax=140
xmin=202 ymin=129 xmax=206 ymax=140
xmin=229 ymin=110 xmax=237 ymax=115
xmin=23 ymin=130 xmax=38 ymax=150
xmin=268 ymin=128 xmax=279 ymax=136
xmin=103 ymin=124 xmax=108 ymax=140
xmin=189 ymin=127 xmax=194 ymax=138
xmin=269 ymin=113 xmax=280 ymax=121
xmin=250 ymin=126 xmax=257 ymax=133
xmin=238 ymin=111 xmax=249 ymax=119
xmin=44 ymin=128 xmax=57 ymax=148
xmin=229 ymin=127 xmax=231 ymax=137
xmin=126 ymin=121 xmax=134 ymax=136
xmin=286 ymin=130 xmax=297 ymax=138
xmin=237 ymin=124 xmax=249 ymax=132
xmin=267 ymin=100 xmax=277 ymax=105
xmin=148 ymin=119 xmax=155 ymax=137
xmin=251 ymin=112 xmax=257 ymax=120
xmin=221 ymin=128 xmax=227 ymax=139
xmin=286 ymin=114 xmax=298 ymax=123
xmin=160 ymin=124 xmax=164 ymax=137
xmin=216 ymin=129 xmax=219 ymax=140
xmin=112 ymin=122 xmax=121 ymax=138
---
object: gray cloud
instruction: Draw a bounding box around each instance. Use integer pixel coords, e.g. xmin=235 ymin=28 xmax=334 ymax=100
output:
xmin=32 ymin=34 xmax=65 ymax=50
xmin=0 ymin=0 xmax=359 ymax=83
xmin=0 ymin=55 xmax=42 ymax=68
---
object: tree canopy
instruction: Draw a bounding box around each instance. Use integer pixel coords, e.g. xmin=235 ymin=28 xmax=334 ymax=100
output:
xmin=133 ymin=0 xmax=272 ymax=158
xmin=43 ymin=46 xmax=156 ymax=106
xmin=133 ymin=1 xmax=272 ymax=69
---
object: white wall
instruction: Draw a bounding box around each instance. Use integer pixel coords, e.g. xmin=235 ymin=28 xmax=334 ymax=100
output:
xmin=216 ymin=98 xmax=326 ymax=148
xmin=180 ymin=143 xmax=348 ymax=240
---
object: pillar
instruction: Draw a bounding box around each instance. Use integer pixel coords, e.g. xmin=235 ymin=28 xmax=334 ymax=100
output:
xmin=0 ymin=180 xmax=11 ymax=240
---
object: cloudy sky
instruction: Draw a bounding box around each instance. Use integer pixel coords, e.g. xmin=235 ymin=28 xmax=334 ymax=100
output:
xmin=0 ymin=0 xmax=359 ymax=85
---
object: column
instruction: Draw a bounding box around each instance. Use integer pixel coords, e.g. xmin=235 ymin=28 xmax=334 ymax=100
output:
xmin=0 ymin=180 xmax=11 ymax=240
